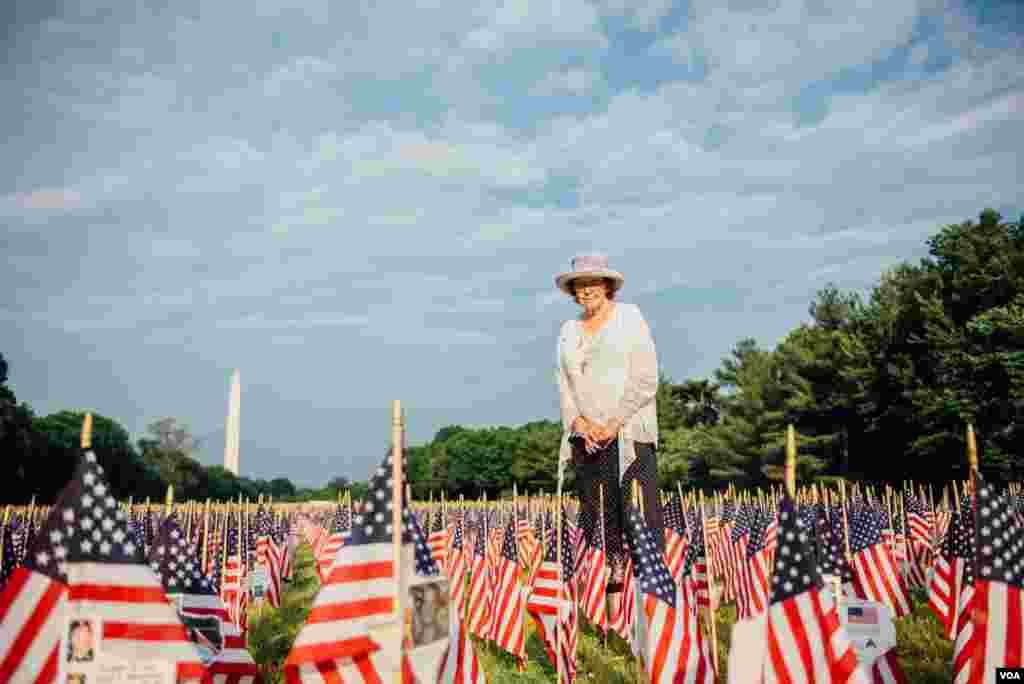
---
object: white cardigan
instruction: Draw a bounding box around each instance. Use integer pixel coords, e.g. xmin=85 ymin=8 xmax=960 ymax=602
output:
xmin=557 ymin=302 xmax=659 ymax=477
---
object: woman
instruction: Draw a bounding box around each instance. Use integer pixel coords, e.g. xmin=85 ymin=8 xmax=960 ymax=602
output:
xmin=555 ymin=254 xmax=663 ymax=598
xmin=67 ymin=619 xmax=95 ymax=663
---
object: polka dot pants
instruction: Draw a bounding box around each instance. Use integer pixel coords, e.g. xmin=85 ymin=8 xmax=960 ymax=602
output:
xmin=572 ymin=437 xmax=664 ymax=589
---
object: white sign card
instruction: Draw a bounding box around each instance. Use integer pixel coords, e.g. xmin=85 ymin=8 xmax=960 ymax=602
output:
xmin=837 ymin=598 xmax=897 ymax=667
xmin=727 ymin=613 xmax=768 ymax=684
xmin=59 ymin=615 xmax=175 ymax=684
xmin=401 ymin=544 xmax=450 ymax=684
xmin=249 ymin=566 xmax=268 ymax=598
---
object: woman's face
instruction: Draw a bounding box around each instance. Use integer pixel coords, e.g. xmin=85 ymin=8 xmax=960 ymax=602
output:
xmin=574 ymin=278 xmax=609 ymax=313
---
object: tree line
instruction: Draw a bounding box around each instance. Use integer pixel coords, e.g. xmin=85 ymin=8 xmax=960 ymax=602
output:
xmin=0 ymin=387 xmax=367 ymax=504
xmin=3 ymin=209 xmax=1021 ymax=503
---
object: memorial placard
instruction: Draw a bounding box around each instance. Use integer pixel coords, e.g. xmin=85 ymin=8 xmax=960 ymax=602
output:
xmin=837 ymin=597 xmax=896 ymax=667
xmin=59 ymin=615 xmax=174 ymax=684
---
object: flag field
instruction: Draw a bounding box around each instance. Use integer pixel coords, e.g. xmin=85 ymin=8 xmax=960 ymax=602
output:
xmin=246 ymin=543 xmax=954 ymax=683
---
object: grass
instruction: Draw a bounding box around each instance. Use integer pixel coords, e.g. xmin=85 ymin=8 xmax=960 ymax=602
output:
xmin=248 ymin=546 xmax=954 ymax=683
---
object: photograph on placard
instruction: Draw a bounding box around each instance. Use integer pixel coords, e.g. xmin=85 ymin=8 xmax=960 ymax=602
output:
xmin=408 ymin=580 xmax=450 ymax=647
xmin=66 ymin=617 xmax=100 ymax=664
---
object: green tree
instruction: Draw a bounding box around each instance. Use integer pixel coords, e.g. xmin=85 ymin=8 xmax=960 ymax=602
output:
xmin=204 ymin=466 xmax=241 ymax=500
xmin=268 ymin=477 xmax=297 ymax=499
xmin=0 ymin=352 xmax=38 ymax=503
xmin=33 ymin=410 xmax=164 ymax=502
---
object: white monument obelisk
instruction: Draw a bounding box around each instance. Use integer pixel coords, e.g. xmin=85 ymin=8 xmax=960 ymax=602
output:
xmin=223 ymin=369 xmax=241 ymax=476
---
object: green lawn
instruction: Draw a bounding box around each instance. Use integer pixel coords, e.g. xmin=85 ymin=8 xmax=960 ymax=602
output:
xmin=247 ymin=547 xmax=953 ymax=683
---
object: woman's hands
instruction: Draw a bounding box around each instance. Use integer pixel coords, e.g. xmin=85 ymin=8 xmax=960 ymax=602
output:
xmin=571 ymin=416 xmax=601 ymax=453
xmin=572 ymin=416 xmax=623 ymax=453
xmin=590 ymin=417 xmax=623 ymax=445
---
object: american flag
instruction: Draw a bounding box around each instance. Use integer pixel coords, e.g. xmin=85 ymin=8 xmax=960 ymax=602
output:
xmin=623 ymin=503 xmax=715 ymax=684
xmin=255 ymin=508 xmax=282 ymax=609
xmin=927 ymin=506 xmax=973 ymax=640
xmin=427 ymin=508 xmax=449 ymax=573
xmin=963 ymin=476 xmax=1024 ymax=684
xmin=435 ymin=615 xmax=486 ymax=684
xmin=487 ymin=519 xmax=525 ymax=658
xmin=447 ymin=515 xmax=467 ymax=614
xmin=1 ymin=517 xmax=19 ymax=593
xmin=903 ymin=496 xmax=933 ymax=589
xmin=818 ymin=506 xmax=855 ymax=594
xmin=221 ymin=513 xmax=247 ymax=631
xmin=516 ymin=508 xmax=537 ymax=565
xmin=465 ymin=515 xmax=493 ymax=639
xmin=759 ymin=495 xmax=866 ymax=683
xmin=526 ymin=507 xmax=578 ymax=683
xmin=0 ymin=449 xmax=207 ymax=684
xmin=681 ymin=518 xmax=710 ymax=610
xmin=285 ymin=450 xmax=408 ymax=683
xmin=148 ymin=513 xmax=261 ymax=684
xmin=726 ymin=503 xmax=754 ymax=609
xmin=580 ymin=503 xmax=608 ymax=632
xmin=662 ymin=494 xmax=688 ymax=585
xmin=739 ymin=508 xmax=773 ymax=619
xmin=848 ymin=506 xmax=911 ymax=618
xmin=315 ymin=505 xmax=350 ymax=583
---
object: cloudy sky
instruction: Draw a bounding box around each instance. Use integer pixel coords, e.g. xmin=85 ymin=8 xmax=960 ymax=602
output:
xmin=2 ymin=0 xmax=1021 ymax=487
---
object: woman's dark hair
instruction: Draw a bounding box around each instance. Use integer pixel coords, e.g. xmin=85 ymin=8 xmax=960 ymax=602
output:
xmin=571 ymin=277 xmax=618 ymax=303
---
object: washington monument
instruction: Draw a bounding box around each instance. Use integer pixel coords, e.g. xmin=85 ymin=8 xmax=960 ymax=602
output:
xmin=223 ymin=369 xmax=241 ymax=476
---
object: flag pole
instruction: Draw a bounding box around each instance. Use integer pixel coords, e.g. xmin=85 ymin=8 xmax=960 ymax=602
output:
xmin=392 ymin=400 xmax=404 ymax=684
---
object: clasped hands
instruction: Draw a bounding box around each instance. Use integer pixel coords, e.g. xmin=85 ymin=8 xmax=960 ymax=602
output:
xmin=572 ymin=416 xmax=624 ymax=455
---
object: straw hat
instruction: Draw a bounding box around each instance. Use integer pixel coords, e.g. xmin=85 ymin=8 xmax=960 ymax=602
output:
xmin=555 ymin=254 xmax=625 ymax=296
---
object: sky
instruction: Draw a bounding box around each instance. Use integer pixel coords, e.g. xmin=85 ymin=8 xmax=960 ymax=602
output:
xmin=2 ymin=0 xmax=1022 ymax=488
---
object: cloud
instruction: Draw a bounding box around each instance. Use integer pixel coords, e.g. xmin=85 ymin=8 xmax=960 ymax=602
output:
xmin=13 ymin=189 xmax=82 ymax=210
xmin=463 ymin=0 xmax=606 ymax=51
xmin=217 ymin=313 xmax=370 ymax=330
xmin=2 ymin=0 xmax=1021 ymax=486
xmin=529 ymin=68 xmax=602 ymax=96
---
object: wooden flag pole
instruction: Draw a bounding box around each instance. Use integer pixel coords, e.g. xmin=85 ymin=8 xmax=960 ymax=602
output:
xmin=82 ymin=413 xmax=93 ymax=450
xmin=698 ymin=489 xmax=719 ymax=672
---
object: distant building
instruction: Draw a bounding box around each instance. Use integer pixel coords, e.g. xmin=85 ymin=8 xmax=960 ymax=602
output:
xmin=224 ymin=369 xmax=240 ymax=476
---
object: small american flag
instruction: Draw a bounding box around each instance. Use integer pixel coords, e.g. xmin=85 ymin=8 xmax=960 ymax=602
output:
xmin=149 ymin=513 xmax=261 ymax=683
xmin=465 ymin=514 xmax=493 ymax=639
xmin=759 ymin=495 xmax=866 ymax=683
xmin=846 ymin=605 xmax=878 ymax=625
xmin=0 ymin=448 xmax=206 ymax=684
xmin=662 ymin=493 xmax=689 ymax=584
xmin=428 ymin=508 xmax=449 ymax=572
xmin=848 ymin=505 xmax=911 ymax=618
xmin=624 ymin=503 xmax=714 ymax=684
xmin=964 ymin=475 xmax=1024 ymax=683
xmin=487 ymin=519 xmax=525 ymax=658
xmin=255 ymin=507 xmax=282 ymax=609
xmin=284 ymin=449 xmax=403 ymax=683
xmin=927 ymin=506 xmax=973 ymax=640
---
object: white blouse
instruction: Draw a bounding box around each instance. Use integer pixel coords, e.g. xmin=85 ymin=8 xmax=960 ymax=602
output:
xmin=557 ymin=302 xmax=659 ymax=476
